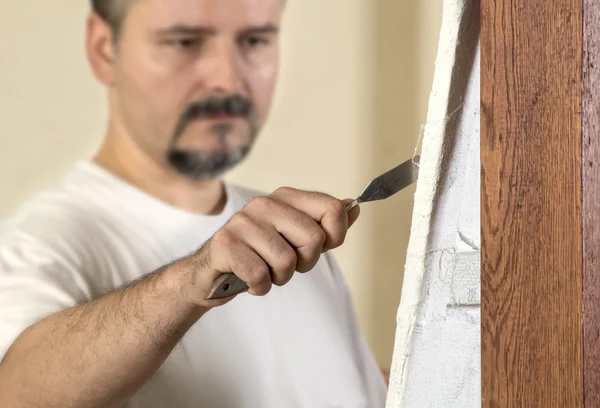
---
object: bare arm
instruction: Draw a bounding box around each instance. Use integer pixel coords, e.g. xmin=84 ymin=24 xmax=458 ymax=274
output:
xmin=0 ymin=260 xmax=205 ymax=408
xmin=0 ymin=188 xmax=359 ymax=408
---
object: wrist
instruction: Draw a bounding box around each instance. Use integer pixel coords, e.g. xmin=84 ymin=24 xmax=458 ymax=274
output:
xmin=158 ymin=261 xmax=210 ymax=320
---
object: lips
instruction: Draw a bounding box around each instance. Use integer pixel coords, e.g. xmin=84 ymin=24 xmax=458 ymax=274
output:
xmin=193 ymin=113 xmax=243 ymax=122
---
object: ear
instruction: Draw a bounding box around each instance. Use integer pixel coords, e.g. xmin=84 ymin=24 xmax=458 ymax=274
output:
xmin=85 ymin=13 xmax=117 ymax=86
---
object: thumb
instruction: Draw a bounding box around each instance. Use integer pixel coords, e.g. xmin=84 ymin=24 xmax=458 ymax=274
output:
xmin=342 ymin=199 xmax=361 ymax=229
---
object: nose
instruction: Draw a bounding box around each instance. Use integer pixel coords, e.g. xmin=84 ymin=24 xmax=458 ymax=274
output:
xmin=200 ymin=41 xmax=243 ymax=94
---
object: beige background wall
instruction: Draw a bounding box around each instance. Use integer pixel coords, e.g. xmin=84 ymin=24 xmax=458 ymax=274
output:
xmin=0 ymin=1 xmax=441 ymax=368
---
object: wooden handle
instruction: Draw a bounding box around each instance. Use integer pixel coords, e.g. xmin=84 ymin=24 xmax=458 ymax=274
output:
xmin=205 ymin=273 xmax=249 ymax=300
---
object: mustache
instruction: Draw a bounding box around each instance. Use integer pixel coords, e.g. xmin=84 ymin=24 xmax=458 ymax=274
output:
xmin=186 ymin=94 xmax=252 ymax=119
xmin=173 ymin=94 xmax=253 ymax=140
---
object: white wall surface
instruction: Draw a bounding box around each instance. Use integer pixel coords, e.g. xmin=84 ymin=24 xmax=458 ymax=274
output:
xmin=0 ymin=0 xmax=442 ymax=368
xmin=401 ymin=45 xmax=480 ymax=407
xmin=386 ymin=0 xmax=481 ymax=404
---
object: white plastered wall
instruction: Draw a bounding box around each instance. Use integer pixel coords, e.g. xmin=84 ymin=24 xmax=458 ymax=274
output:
xmin=386 ymin=0 xmax=481 ymax=406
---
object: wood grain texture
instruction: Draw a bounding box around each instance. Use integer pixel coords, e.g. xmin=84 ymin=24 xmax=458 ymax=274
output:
xmin=583 ymin=1 xmax=600 ymax=406
xmin=481 ymin=0 xmax=583 ymax=406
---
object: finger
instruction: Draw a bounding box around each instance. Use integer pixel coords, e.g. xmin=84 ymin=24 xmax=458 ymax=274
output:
xmin=244 ymin=196 xmax=326 ymax=273
xmin=209 ymin=229 xmax=272 ymax=296
xmin=269 ymin=187 xmax=349 ymax=251
xmin=228 ymin=212 xmax=298 ymax=286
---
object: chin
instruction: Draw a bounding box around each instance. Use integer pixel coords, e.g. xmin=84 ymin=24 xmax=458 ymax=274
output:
xmin=167 ymin=144 xmax=253 ymax=180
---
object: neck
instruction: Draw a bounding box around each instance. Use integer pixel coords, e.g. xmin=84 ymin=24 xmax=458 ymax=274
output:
xmin=93 ymin=120 xmax=227 ymax=216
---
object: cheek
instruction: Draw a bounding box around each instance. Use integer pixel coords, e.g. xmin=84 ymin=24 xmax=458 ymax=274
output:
xmin=119 ymin=70 xmax=194 ymax=138
xmin=118 ymin=74 xmax=169 ymax=130
xmin=249 ymin=64 xmax=279 ymax=118
xmin=119 ymin=45 xmax=193 ymax=126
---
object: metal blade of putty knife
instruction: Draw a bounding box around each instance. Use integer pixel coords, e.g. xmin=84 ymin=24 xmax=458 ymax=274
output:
xmin=205 ymin=156 xmax=420 ymax=300
xmin=346 ymin=155 xmax=420 ymax=211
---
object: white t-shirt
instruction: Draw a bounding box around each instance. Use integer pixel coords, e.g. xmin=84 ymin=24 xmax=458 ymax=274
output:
xmin=0 ymin=161 xmax=387 ymax=408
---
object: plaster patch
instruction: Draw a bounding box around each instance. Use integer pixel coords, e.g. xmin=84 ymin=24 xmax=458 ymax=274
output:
xmin=450 ymin=251 xmax=480 ymax=306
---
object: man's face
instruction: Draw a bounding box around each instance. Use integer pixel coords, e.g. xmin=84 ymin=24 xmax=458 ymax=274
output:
xmin=109 ymin=0 xmax=282 ymax=179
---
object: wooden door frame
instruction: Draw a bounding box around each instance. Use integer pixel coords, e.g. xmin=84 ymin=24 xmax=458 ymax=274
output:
xmin=481 ymin=0 xmax=597 ymax=405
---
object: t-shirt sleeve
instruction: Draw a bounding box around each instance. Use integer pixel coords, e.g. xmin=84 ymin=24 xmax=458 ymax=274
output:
xmin=322 ymin=252 xmax=388 ymax=407
xmin=0 ymin=229 xmax=92 ymax=361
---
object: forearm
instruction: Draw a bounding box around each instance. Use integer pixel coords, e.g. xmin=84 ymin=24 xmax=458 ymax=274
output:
xmin=0 ymin=261 xmax=206 ymax=408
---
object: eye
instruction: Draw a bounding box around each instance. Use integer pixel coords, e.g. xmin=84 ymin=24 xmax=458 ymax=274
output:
xmin=167 ymin=38 xmax=200 ymax=49
xmin=241 ymin=36 xmax=269 ymax=49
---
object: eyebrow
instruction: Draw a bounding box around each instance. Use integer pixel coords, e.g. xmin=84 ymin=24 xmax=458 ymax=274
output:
xmin=153 ymin=23 xmax=280 ymax=37
xmin=240 ymin=23 xmax=280 ymax=37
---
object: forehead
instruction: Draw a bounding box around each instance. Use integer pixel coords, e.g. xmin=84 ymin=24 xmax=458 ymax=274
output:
xmin=128 ymin=0 xmax=283 ymax=31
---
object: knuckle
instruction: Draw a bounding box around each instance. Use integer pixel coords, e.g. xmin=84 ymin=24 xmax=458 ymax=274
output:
xmin=213 ymin=229 xmax=236 ymax=251
xmin=278 ymin=247 xmax=298 ymax=271
xmin=270 ymin=247 xmax=296 ymax=286
xmin=310 ymin=228 xmax=327 ymax=247
xmin=327 ymin=198 xmax=346 ymax=216
xmin=246 ymin=262 xmax=270 ymax=287
xmin=232 ymin=211 xmax=254 ymax=229
xmin=272 ymin=186 xmax=294 ymax=197
xmin=296 ymin=242 xmax=324 ymax=273
xmin=248 ymin=195 xmax=275 ymax=212
xmin=247 ymin=264 xmax=272 ymax=296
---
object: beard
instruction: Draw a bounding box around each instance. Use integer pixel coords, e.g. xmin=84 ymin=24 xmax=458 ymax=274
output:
xmin=167 ymin=95 xmax=259 ymax=180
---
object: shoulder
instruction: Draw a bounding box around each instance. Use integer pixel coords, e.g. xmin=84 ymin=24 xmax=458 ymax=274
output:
xmin=0 ymin=169 xmax=110 ymax=357
xmin=0 ymin=168 xmax=107 ymax=269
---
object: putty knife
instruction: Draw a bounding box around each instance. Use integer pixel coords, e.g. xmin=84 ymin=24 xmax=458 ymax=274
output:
xmin=205 ymin=155 xmax=420 ymax=300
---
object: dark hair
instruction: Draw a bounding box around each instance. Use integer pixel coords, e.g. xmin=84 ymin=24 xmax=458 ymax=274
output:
xmin=90 ymin=0 xmax=128 ymax=37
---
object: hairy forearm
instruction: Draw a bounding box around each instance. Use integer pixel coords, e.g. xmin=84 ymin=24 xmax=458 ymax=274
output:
xmin=0 ymin=262 xmax=206 ymax=408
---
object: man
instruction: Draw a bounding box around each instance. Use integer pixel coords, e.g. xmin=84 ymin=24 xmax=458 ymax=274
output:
xmin=0 ymin=1 xmax=387 ymax=407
